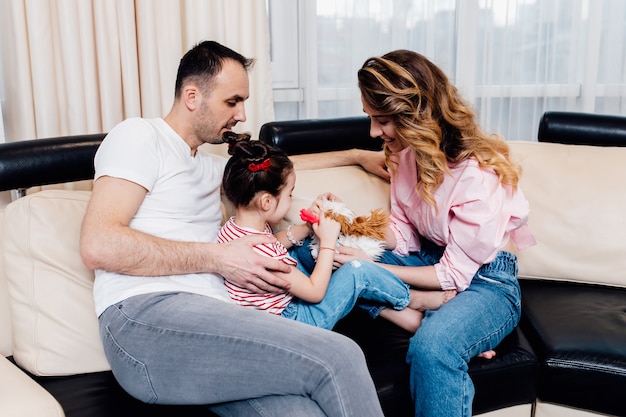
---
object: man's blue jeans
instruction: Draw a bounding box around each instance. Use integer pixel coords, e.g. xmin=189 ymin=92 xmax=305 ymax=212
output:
xmin=98 ymin=292 xmax=385 ymax=417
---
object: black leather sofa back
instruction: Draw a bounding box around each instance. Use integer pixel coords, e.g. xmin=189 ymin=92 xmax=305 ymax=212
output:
xmin=259 ymin=116 xmax=383 ymax=154
xmin=0 ymin=134 xmax=104 ymax=193
xmin=538 ymin=111 xmax=626 ymax=146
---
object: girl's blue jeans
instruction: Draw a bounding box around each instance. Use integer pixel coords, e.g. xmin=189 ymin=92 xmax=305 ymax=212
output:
xmin=285 ymin=245 xmax=412 ymax=329
xmin=98 ymin=292 xmax=384 ymax=417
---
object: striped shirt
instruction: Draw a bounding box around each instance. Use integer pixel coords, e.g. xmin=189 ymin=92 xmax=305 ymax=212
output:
xmin=217 ymin=217 xmax=297 ymax=315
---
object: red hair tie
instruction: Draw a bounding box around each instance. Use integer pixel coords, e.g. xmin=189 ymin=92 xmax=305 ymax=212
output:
xmin=248 ymin=158 xmax=271 ymax=172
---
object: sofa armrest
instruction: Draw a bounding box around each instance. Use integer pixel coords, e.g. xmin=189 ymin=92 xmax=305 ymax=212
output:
xmin=0 ymin=356 xmax=65 ymax=417
xmin=259 ymin=117 xmax=382 ymax=155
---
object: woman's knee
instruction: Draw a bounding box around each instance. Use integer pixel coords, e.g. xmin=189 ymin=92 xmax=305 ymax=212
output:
xmin=408 ymin=327 xmax=440 ymax=361
xmin=407 ymin=314 xmax=459 ymax=363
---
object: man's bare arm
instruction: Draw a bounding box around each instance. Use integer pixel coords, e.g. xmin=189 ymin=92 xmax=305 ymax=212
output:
xmin=291 ymin=149 xmax=389 ymax=181
xmin=80 ymin=176 xmax=290 ymax=292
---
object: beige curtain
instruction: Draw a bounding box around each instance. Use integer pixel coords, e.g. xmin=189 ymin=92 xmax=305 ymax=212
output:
xmin=0 ymin=0 xmax=274 ymax=143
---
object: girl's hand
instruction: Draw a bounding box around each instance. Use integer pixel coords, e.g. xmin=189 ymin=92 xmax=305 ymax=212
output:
xmin=305 ymin=192 xmax=343 ymax=221
xmin=316 ymin=192 xmax=342 ymax=203
xmin=312 ymin=211 xmax=341 ymax=247
xmin=304 ymin=201 xmax=322 ymax=221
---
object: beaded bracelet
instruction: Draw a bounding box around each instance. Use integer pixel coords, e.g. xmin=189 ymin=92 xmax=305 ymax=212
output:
xmin=286 ymin=224 xmax=305 ymax=247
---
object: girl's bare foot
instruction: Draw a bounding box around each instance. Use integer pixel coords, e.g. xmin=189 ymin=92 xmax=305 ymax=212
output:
xmin=478 ymin=350 xmax=496 ymax=359
xmin=379 ymin=308 xmax=425 ymax=333
xmin=408 ymin=289 xmax=457 ymax=311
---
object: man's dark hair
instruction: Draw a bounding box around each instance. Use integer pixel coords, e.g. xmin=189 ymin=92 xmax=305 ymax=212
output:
xmin=174 ymin=40 xmax=255 ymax=97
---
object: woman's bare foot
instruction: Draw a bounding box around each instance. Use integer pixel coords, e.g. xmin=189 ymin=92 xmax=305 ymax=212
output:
xmin=408 ymin=289 xmax=457 ymax=311
xmin=379 ymin=308 xmax=425 ymax=333
xmin=478 ymin=350 xmax=496 ymax=359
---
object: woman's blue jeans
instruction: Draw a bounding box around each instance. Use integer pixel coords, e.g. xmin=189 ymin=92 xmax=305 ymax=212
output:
xmin=285 ymin=245 xmax=412 ymax=329
xmin=378 ymin=246 xmax=522 ymax=417
xmin=98 ymin=292 xmax=384 ymax=417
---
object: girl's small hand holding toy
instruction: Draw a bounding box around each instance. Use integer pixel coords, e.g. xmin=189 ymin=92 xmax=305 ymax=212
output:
xmin=301 ymin=197 xmax=389 ymax=260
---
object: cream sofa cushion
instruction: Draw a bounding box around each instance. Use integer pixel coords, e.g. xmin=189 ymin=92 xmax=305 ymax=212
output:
xmin=533 ymin=399 xmax=608 ymax=417
xmin=0 ymin=355 xmax=64 ymax=417
xmin=3 ymin=190 xmax=109 ymax=376
xmin=0 ymin=207 xmax=13 ymax=357
xmin=510 ymin=141 xmax=626 ymax=288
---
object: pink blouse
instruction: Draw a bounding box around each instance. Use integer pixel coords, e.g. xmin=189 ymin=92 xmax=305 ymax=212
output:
xmin=389 ymin=147 xmax=536 ymax=291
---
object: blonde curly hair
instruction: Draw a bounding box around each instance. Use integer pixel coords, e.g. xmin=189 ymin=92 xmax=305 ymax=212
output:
xmin=357 ymin=50 xmax=520 ymax=209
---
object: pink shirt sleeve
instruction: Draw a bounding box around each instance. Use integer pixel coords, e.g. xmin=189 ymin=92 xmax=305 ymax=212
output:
xmin=434 ymin=166 xmax=515 ymax=291
xmin=389 ymin=151 xmax=536 ymax=291
xmin=389 ymin=180 xmax=422 ymax=256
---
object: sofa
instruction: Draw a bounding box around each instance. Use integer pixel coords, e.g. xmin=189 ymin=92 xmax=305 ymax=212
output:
xmin=1 ymin=111 xmax=624 ymax=417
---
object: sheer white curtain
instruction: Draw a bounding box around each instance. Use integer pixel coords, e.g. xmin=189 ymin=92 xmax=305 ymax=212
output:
xmin=272 ymin=0 xmax=626 ymax=142
xmin=0 ymin=0 xmax=273 ymax=145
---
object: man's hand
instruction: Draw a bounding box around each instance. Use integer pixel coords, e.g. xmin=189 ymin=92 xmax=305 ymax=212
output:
xmin=214 ymin=235 xmax=292 ymax=293
xmin=357 ymin=150 xmax=389 ymax=181
xmin=291 ymin=150 xmax=389 ymax=181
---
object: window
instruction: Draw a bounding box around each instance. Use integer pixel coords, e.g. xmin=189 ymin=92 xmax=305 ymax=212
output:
xmin=269 ymin=0 xmax=626 ymax=142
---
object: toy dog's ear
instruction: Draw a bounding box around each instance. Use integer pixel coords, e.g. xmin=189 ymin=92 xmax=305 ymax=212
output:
xmin=325 ymin=210 xmax=354 ymax=235
xmin=349 ymin=209 xmax=389 ymax=240
xmin=369 ymin=209 xmax=390 ymax=225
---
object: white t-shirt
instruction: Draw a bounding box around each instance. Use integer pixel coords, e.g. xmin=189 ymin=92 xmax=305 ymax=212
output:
xmin=92 ymin=117 xmax=232 ymax=316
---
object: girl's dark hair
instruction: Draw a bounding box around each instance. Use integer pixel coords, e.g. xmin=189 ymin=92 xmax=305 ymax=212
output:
xmin=222 ymin=132 xmax=294 ymax=207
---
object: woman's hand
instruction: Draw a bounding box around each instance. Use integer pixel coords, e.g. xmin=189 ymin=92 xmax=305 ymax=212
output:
xmin=332 ymin=244 xmax=372 ymax=267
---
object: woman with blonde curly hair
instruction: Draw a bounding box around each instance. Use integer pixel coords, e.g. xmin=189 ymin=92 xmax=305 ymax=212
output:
xmin=333 ymin=50 xmax=537 ymax=417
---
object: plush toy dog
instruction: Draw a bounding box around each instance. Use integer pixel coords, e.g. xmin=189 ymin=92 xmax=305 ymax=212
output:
xmin=300 ymin=198 xmax=389 ymax=261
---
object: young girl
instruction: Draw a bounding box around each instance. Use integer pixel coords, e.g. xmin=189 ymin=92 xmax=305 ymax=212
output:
xmin=218 ymin=133 xmax=455 ymax=332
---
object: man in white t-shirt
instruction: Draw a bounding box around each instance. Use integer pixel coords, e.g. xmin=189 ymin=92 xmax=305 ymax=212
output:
xmin=80 ymin=40 xmax=385 ymax=417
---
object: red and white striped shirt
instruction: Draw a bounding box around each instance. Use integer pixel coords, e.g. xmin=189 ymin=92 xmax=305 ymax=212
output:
xmin=217 ymin=217 xmax=297 ymax=315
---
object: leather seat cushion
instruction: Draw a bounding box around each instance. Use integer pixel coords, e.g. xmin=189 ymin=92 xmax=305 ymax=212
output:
xmin=335 ymin=309 xmax=538 ymax=416
xmin=520 ymin=279 xmax=626 ymax=416
xmin=7 ymin=357 xmax=216 ymax=417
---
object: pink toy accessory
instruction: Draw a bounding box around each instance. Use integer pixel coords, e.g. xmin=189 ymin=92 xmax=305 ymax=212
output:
xmin=299 ymin=208 xmax=319 ymax=224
